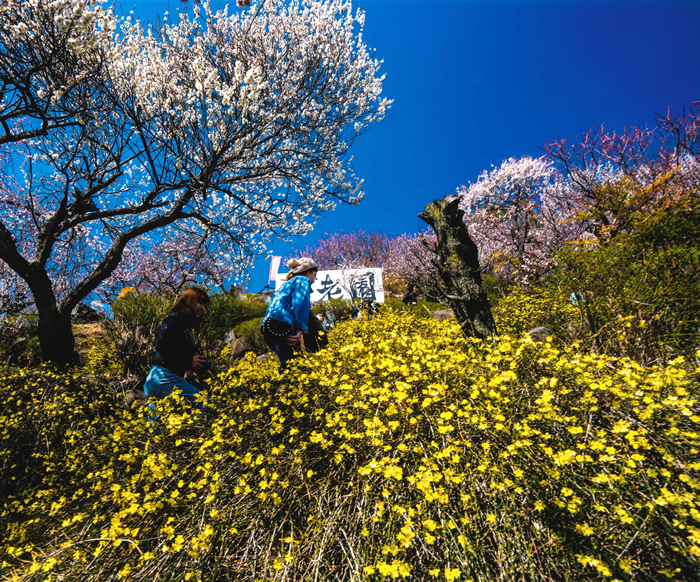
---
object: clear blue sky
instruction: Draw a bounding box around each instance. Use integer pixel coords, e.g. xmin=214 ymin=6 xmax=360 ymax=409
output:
xmin=129 ymin=0 xmax=700 ymax=291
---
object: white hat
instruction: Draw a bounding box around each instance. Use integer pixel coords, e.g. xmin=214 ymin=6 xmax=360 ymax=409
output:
xmin=287 ymin=257 xmax=319 ymax=275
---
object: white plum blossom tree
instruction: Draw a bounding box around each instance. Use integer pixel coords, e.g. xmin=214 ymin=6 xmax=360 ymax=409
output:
xmin=457 ymin=156 xmax=587 ymax=281
xmin=0 ymin=0 xmax=390 ymax=364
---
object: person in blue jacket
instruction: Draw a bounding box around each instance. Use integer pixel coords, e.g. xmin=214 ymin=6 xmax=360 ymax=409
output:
xmin=143 ymin=287 xmax=210 ymax=406
xmin=262 ymin=257 xmax=318 ymax=370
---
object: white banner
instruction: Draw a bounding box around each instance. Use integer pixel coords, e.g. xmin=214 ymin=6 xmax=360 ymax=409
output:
xmin=275 ymin=268 xmax=384 ymax=303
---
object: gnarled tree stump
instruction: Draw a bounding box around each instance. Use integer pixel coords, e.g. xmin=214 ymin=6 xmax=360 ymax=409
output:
xmin=419 ymin=194 xmax=496 ymax=340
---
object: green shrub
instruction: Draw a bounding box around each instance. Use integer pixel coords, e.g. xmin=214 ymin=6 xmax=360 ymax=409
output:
xmin=482 ymin=273 xmax=517 ymax=306
xmin=111 ymin=288 xmax=173 ymax=327
xmin=104 ymin=290 xmax=173 ymax=376
xmin=2 ymin=311 xmax=698 ymax=581
xmin=311 ymin=298 xmax=353 ymax=323
xmin=200 ymin=291 xmax=268 ymax=349
xmin=551 ymin=211 xmax=700 ymax=364
xmin=485 ymin=198 xmax=700 ymax=364
xmin=232 ymin=316 xmax=267 ymax=355
xmin=82 ymin=290 xmax=270 ymax=375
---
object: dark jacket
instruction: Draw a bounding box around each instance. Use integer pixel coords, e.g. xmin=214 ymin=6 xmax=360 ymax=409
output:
xmin=152 ymin=312 xmax=196 ymax=378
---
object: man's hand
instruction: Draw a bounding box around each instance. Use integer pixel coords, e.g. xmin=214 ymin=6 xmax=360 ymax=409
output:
xmin=286 ymin=331 xmax=302 ymax=346
xmin=192 ymin=355 xmax=208 ymax=372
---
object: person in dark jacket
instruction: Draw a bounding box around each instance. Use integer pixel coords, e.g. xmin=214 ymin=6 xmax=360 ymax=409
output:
xmin=303 ymin=311 xmax=329 ymax=353
xmin=402 ymin=284 xmax=418 ymax=305
xmin=143 ymin=287 xmax=209 ymax=405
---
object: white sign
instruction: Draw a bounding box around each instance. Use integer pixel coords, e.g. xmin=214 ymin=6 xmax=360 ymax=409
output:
xmin=275 ymin=268 xmax=384 ymax=303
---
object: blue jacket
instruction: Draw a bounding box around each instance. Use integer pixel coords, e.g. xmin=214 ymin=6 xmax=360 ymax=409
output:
xmin=263 ymin=276 xmax=311 ymax=333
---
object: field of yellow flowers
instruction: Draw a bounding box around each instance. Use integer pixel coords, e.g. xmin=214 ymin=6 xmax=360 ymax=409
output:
xmin=1 ymin=310 xmax=699 ymax=581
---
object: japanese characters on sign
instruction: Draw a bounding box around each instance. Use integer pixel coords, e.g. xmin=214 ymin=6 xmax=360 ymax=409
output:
xmin=274 ymin=268 xmax=385 ymax=303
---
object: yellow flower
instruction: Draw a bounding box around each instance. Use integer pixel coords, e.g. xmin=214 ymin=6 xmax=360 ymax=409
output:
xmin=575 ymin=523 xmax=595 ymax=536
xmin=117 ymin=286 xmax=136 ymax=298
xmin=384 ymin=465 xmax=403 ymax=480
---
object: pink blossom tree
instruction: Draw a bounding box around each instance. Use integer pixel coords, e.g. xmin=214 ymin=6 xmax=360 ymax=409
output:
xmin=107 ymin=233 xmax=235 ymax=299
xmin=289 ymin=230 xmax=391 ymax=270
xmin=545 ymin=105 xmax=700 ymax=240
xmin=383 ymin=232 xmax=442 ymax=296
xmin=0 ymin=0 xmax=390 ymax=364
xmin=454 ymin=106 xmax=700 ymax=285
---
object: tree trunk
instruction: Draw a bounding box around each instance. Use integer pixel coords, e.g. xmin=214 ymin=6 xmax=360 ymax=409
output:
xmin=37 ymin=307 xmax=76 ymax=366
xmin=419 ymin=194 xmax=497 ymax=340
xmin=23 ymin=264 xmax=77 ymax=366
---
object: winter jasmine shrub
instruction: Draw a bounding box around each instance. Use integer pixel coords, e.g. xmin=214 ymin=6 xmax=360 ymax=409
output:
xmin=1 ymin=311 xmax=698 ymax=581
xmin=383 ymin=297 xmax=448 ymax=315
xmin=490 ymin=281 xmax=591 ymax=345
